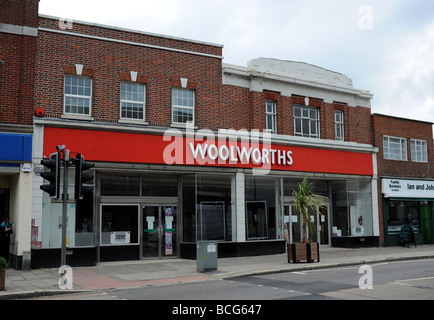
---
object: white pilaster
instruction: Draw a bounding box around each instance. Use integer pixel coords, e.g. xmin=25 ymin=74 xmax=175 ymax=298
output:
xmin=235 ymin=172 xmax=246 ymax=242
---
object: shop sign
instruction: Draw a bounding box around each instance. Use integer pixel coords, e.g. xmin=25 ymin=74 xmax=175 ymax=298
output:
xmin=110 ymin=231 xmax=131 ymax=245
xmin=189 ymin=143 xmax=293 ymax=167
xmin=43 ymin=127 xmax=374 ymax=176
xmin=382 ymin=178 xmax=434 ymax=198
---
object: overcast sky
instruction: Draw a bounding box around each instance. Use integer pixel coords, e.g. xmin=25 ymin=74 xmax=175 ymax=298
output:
xmin=39 ymin=0 xmax=434 ymax=123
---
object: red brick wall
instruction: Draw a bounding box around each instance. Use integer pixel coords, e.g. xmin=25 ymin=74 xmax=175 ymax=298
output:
xmin=0 ymin=0 xmax=39 ymax=125
xmin=0 ymin=0 xmax=39 ymax=27
xmin=34 ymin=16 xmax=375 ymax=146
xmin=373 ymin=114 xmax=434 ymax=179
xmin=220 ymin=85 xmax=251 ymax=130
xmin=239 ymin=91 xmax=373 ymax=145
xmin=35 ymin=16 xmax=224 ymax=130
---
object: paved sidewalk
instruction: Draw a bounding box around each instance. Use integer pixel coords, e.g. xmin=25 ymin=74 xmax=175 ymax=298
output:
xmin=1 ymin=245 xmax=434 ymax=299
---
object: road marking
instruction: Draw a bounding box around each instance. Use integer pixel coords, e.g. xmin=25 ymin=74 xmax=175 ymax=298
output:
xmin=291 ymin=272 xmax=307 ymax=275
xmin=395 ymin=276 xmax=434 ymax=283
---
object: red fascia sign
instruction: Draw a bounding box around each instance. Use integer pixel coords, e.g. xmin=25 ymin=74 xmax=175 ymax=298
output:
xmin=43 ymin=127 xmax=374 ymax=176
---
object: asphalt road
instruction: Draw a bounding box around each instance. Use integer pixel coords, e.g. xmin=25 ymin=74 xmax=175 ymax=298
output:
xmin=27 ymin=258 xmax=434 ymax=301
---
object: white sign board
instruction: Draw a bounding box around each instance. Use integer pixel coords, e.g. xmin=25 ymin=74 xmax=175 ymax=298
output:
xmin=382 ymin=178 xmax=434 ymax=199
xmin=110 ymin=231 xmax=131 ymax=245
xmin=207 ymin=244 xmax=217 ymax=253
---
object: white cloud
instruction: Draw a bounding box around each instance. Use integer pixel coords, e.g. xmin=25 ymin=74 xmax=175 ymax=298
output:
xmin=374 ymin=20 xmax=434 ymax=121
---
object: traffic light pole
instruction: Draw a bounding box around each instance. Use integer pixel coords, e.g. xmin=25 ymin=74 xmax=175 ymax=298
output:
xmin=61 ymin=149 xmax=70 ymax=267
xmin=41 ymin=147 xmax=94 ymax=269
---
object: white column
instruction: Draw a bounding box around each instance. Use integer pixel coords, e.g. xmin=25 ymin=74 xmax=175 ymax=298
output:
xmin=10 ymin=166 xmax=33 ymax=258
xmin=235 ymin=172 xmax=246 ymax=242
xmin=371 ymin=152 xmax=380 ymax=237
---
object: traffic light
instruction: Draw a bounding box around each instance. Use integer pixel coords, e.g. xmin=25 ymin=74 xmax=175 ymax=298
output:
xmin=72 ymin=153 xmax=94 ymax=200
xmin=40 ymin=151 xmax=61 ymax=199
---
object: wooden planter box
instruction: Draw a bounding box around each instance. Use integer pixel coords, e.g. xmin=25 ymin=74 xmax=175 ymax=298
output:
xmin=0 ymin=269 xmax=5 ymax=291
xmin=287 ymin=242 xmax=320 ymax=263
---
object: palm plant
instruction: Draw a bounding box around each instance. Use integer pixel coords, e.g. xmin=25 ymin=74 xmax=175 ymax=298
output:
xmin=0 ymin=256 xmax=7 ymax=270
xmin=292 ymin=177 xmax=328 ymax=243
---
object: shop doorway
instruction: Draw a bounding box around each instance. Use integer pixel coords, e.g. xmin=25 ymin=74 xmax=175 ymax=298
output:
xmin=142 ymin=205 xmax=177 ymax=258
xmin=284 ymin=204 xmax=331 ymax=247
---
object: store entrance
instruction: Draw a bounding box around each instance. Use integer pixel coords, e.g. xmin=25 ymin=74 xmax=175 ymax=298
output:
xmin=142 ymin=205 xmax=177 ymax=258
xmin=284 ymin=204 xmax=331 ymax=247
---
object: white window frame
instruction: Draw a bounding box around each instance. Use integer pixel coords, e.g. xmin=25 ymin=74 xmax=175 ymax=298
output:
xmin=294 ymin=105 xmax=320 ymax=139
xmin=64 ymin=75 xmax=92 ymax=116
xmin=120 ymin=82 xmax=146 ymax=121
xmin=265 ymin=100 xmax=277 ymax=134
xmin=334 ymin=110 xmax=344 ymax=141
xmin=410 ymin=139 xmax=428 ymax=163
xmin=172 ymin=88 xmax=195 ymax=125
xmin=383 ymin=135 xmax=408 ymax=161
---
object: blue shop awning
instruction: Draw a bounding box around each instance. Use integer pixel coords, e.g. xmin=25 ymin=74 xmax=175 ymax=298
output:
xmin=0 ymin=133 xmax=32 ymax=163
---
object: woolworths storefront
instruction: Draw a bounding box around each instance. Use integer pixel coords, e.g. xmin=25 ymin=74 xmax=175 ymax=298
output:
xmin=382 ymin=178 xmax=434 ymax=246
xmin=32 ymin=123 xmax=379 ymax=267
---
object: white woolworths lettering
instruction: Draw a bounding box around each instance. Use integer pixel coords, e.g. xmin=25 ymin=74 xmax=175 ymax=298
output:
xmin=189 ymin=143 xmax=293 ymax=166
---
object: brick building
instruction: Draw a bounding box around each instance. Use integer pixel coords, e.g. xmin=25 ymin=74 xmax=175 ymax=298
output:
xmin=0 ymin=0 xmax=37 ymax=269
xmin=373 ymin=114 xmax=434 ymax=246
xmin=1 ymin=0 xmax=391 ymax=269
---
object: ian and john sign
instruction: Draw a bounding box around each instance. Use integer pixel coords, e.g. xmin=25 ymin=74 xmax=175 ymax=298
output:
xmin=382 ymin=178 xmax=434 ymax=199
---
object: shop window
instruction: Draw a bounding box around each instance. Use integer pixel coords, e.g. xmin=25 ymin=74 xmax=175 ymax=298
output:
xmin=181 ymin=174 xmax=233 ymax=243
xmin=245 ymin=176 xmax=277 ymax=240
xmin=331 ymin=180 xmax=373 ymax=237
xmin=172 ymin=88 xmax=194 ymax=124
xmin=40 ymin=168 xmax=94 ymax=248
xmin=294 ymin=105 xmax=320 ymax=138
xmin=142 ymin=175 xmax=178 ymax=197
xmin=410 ymin=139 xmax=428 ymax=163
xmin=387 ymin=201 xmax=420 ymax=234
xmin=265 ymin=100 xmax=276 ymax=134
xmin=181 ymin=175 xmax=196 ymax=243
xmin=383 ymin=136 xmax=407 ymax=161
xmin=246 ymin=201 xmax=268 ymax=240
xmin=120 ymin=82 xmax=145 ymax=120
xmin=100 ymin=174 xmax=140 ymax=196
xmin=101 ymin=205 xmax=139 ymax=245
xmin=64 ymin=75 xmax=92 ymax=116
xmin=198 ymin=201 xmax=225 ymax=241
xmin=197 ymin=175 xmax=232 ymax=241
xmin=75 ymin=191 xmax=94 ymax=246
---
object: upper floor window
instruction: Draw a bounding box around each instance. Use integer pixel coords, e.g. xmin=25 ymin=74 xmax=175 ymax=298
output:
xmin=410 ymin=139 xmax=428 ymax=163
xmin=383 ymin=135 xmax=407 ymax=161
xmin=334 ymin=110 xmax=344 ymax=141
xmin=64 ymin=75 xmax=92 ymax=116
xmin=120 ymin=82 xmax=145 ymax=120
xmin=294 ymin=105 xmax=319 ymax=138
xmin=172 ymin=88 xmax=194 ymax=124
xmin=265 ymin=100 xmax=276 ymax=134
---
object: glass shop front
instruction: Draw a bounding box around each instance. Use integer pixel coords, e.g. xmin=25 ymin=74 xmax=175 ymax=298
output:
xmin=32 ymin=127 xmax=378 ymax=267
